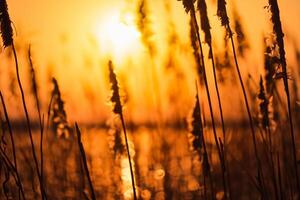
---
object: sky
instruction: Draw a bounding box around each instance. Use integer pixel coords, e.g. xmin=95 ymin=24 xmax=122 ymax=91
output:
xmin=2 ymin=0 xmax=300 ymax=123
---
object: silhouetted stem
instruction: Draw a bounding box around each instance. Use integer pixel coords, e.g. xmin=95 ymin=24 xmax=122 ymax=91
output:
xmin=268 ymin=0 xmax=299 ymax=190
xmin=12 ymin=43 xmax=47 ymax=200
xmin=190 ymin=7 xmax=227 ymax=199
xmin=209 ymin=46 xmax=233 ymax=199
xmin=227 ymin=25 xmax=262 ymax=168
xmin=28 ymin=49 xmax=45 ymax=195
xmin=266 ymin=126 xmax=279 ymax=200
xmin=75 ymin=123 xmax=96 ymax=200
xmin=277 ymin=153 xmax=284 ymax=200
xmin=120 ymin=114 xmax=137 ymax=200
xmin=0 ymin=148 xmax=23 ymax=194
xmin=196 ymin=84 xmax=215 ymax=200
xmin=0 ymin=91 xmax=26 ymax=200
xmin=46 ymin=91 xmax=54 ymax=133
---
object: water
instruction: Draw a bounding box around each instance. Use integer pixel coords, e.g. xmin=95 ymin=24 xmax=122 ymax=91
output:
xmin=1 ymin=126 xmax=294 ymax=199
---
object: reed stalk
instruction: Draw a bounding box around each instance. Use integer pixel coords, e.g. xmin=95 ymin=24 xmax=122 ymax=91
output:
xmin=75 ymin=123 xmax=96 ymax=200
xmin=108 ymin=61 xmax=137 ymax=200
xmin=0 ymin=0 xmax=47 ymax=198
xmin=216 ymin=1 xmax=262 ymax=193
xmin=0 ymin=147 xmax=23 ymax=197
xmin=184 ymin=2 xmax=228 ymax=197
xmin=28 ymin=47 xmax=45 ymax=194
xmin=196 ymin=0 xmax=232 ymax=197
xmin=193 ymin=82 xmax=215 ymax=199
xmin=268 ymin=0 xmax=299 ymax=191
xmin=258 ymin=77 xmax=279 ymax=200
xmin=0 ymin=91 xmax=25 ymax=200
xmin=197 ymin=0 xmax=226 ymax=151
xmin=277 ymin=153 xmax=284 ymax=199
xmin=12 ymin=42 xmax=47 ymax=200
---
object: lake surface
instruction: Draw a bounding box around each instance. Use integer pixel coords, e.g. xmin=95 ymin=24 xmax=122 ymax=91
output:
xmin=2 ymin=126 xmax=298 ymax=199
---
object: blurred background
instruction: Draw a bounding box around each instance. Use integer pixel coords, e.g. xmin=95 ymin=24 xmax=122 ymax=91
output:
xmin=1 ymin=0 xmax=300 ymax=125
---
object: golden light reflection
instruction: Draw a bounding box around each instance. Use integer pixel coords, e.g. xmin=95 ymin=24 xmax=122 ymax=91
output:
xmin=94 ymin=12 xmax=141 ymax=63
xmin=121 ymin=138 xmax=137 ymax=199
xmin=121 ymin=156 xmax=136 ymax=200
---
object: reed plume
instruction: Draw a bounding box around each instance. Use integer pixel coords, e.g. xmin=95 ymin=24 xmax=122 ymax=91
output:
xmin=258 ymin=77 xmax=270 ymax=130
xmin=258 ymin=77 xmax=280 ymax=200
xmin=0 ymin=0 xmax=12 ymax=48
xmin=189 ymin=83 xmax=214 ymax=199
xmin=196 ymin=0 xmax=211 ymax=46
xmin=50 ymin=78 xmax=72 ymax=138
xmin=108 ymin=60 xmax=137 ymax=200
xmin=189 ymin=18 xmax=203 ymax=86
xmin=0 ymin=1 xmax=47 ymax=198
xmin=233 ymin=10 xmax=249 ymax=57
xmin=263 ymin=38 xmax=278 ymax=95
xmin=137 ymin=0 xmax=155 ymax=56
xmin=217 ymin=0 xmax=230 ymax=34
xmin=109 ymin=126 xmax=125 ymax=157
xmin=267 ymin=0 xmax=299 ymax=190
xmin=137 ymin=0 xmax=164 ymax=129
xmin=263 ymin=37 xmax=283 ymax=125
xmin=180 ymin=0 xmax=196 ymax=14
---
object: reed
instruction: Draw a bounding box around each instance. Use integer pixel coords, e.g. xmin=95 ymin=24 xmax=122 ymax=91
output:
xmin=196 ymin=0 xmax=231 ymax=198
xmin=233 ymin=9 xmax=249 ymax=58
xmin=0 ymin=148 xmax=19 ymax=199
xmin=28 ymin=46 xmax=45 ymax=195
xmin=216 ymin=0 xmax=262 ymax=194
xmin=49 ymin=78 xmax=72 ymax=138
xmin=182 ymin=0 xmax=227 ymax=197
xmin=75 ymin=123 xmax=96 ymax=200
xmin=267 ymin=0 xmax=299 ymax=192
xmin=0 ymin=0 xmax=47 ymax=198
xmin=0 ymin=92 xmax=25 ymax=200
xmin=190 ymin=82 xmax=214 ymax=199
xmin=276 ymin=153 xmax=284 ymax=199
xmin=108 ymin=60 xmax=137 ymax=200
xmin=258 ymin=77 xmax=279 ymax=200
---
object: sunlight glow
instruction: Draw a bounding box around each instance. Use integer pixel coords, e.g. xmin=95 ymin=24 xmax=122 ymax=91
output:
xmin=95 ymin=12 xmax=141 ymax=63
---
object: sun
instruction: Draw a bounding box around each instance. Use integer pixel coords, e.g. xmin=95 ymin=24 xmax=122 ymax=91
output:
xmin=95 ymin=12 xmax=141 ymax=62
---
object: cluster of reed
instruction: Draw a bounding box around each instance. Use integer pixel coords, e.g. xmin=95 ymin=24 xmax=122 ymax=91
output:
xmin=179 ymin=0 xmax=299 ymax=199
xmin=0 ymin=0 xmax=299 ymax=199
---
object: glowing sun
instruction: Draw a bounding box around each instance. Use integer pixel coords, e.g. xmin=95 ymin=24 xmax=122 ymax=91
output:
xmin=95 ymin=12 xmax=141 ymax=61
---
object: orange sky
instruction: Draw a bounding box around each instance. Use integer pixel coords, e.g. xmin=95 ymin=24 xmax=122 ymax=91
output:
xmin=2 ymin=0 xmax=300 ymax=123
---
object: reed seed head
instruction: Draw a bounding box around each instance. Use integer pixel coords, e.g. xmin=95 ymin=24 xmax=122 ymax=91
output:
xmin=263 ymin=37 xmax=279 ymax=95
xmin=0 ymin=0 xmax=13 ymax=47
xmin=258 ymin=76 xmax=269 ymax=129
xmin=189 ymin=18 xmax=204 ymax=85
xmin=190 ymin=93 xmax=203 ymax=152
xmin=108 ymin=60 xmax=122 ymax=116
xmin=217 ymin=0 xmax=229 ymax=28
xmin=268 ymin=0 xmax=287 ymax=70
xmin=50 ymin=78 xmax=71 ymax=138
xmin=178 ymin=0 xmax=196 ymax=14
xmin=197 ymin=0 xmax=211 ymax=46
xmin=233 ymin=11 xmax=249 ymax=57
xmin=28 ymin=47 xmax=39 ymax=99
xmin=137 ymin=0 xmax=155 ymax=56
